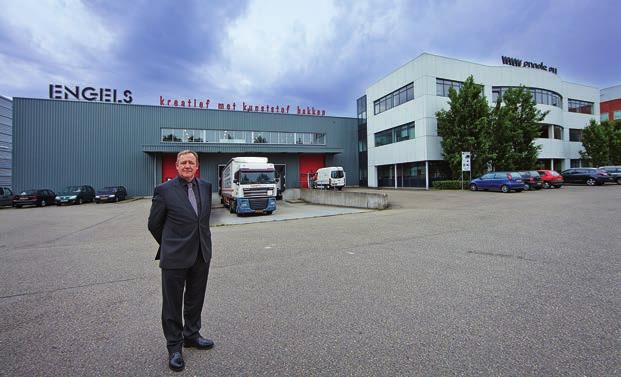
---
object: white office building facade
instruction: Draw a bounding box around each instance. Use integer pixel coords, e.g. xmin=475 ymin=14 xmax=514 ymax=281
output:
xmin=363 ymin=53 xmax=599 ymax=189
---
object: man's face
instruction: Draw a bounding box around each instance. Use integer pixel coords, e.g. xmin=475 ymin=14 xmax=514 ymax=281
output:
xmin=176 ymin=153 xmax=198 ymax=181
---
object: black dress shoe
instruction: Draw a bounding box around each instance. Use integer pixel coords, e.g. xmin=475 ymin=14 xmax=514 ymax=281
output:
xmin=168 ymin=351 xmax=185 ymax=372
xmin=184 ymin=336 xmax=214 ymax=350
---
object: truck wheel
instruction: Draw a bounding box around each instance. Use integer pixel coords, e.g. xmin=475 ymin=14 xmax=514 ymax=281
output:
xmin=337 ymin=186 xmax=343 ymax=191
xmin=265 ymin=211 xmax=273 ymax=215
xmin=229 ymin=200 xmax=236 ymax=214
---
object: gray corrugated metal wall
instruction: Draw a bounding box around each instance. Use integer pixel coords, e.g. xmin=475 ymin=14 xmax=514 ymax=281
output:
xmin=0 ymin=95 xmax=12 ymax=188
xmin=13 ymin=98 xmax=358 ymax=196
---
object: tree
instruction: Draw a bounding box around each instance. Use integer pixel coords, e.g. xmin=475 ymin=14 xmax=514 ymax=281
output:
xmin=436 ymin=76 xmax=490 ymax=178
xmin=488 ymin=87 xmax=548 ymax=170
xmin=580 ymin=119 xmax=610 ymax=166
xmin=608 ymin=120 xmax=621 ymax=165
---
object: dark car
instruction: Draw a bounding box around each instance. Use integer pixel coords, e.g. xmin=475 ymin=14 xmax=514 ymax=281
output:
xmin=56 ymin=185 xmax=96 ymax=205
xmin=95 ymin=186 xmax=128 ymax=203
xmin=537 ymin=170 xmax=564 ymax=189
xmin=469 ymin=171 xmax=525 ymax=193
xmin=0 ymin=187 xmax=15 ymax=207
xmin=561 ymin=168 xmax=613 ymax=186
xmin=518 ymin=170 xmax=543 ymax=191
xmin=13 ymin=189 xmax=56 ymax=208
xmin=598 ymin=166 xmax=621 ymax=184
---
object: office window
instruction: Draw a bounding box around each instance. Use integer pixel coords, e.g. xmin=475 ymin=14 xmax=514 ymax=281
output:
xmin=493 ymin=86 xmax=562 ymax=108
xmin=615 ymin=110 xmax=621 ymax=120
xmin=569 ymin=129 xmax=582 ymax=142
xmin=375 ymin=129 xmax=393 ymax=147
xmin=373 ymin=83 xmax=414 ymax=115
xmin=600 ymin=112 xmax=609 ymax=122
xmin=436 ymin=78 xmax=464 ymax=97
xmin=374 ymin=122 xmax=415 ymax=147
xmin=568 ymin=99 xmax=594 ymax=114
xmin=553 ymin=125 xmax=563 ymax=140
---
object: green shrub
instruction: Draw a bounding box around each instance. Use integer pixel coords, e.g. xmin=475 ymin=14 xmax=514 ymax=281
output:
xmin=431 ymin=180 xmax=465 ymax=190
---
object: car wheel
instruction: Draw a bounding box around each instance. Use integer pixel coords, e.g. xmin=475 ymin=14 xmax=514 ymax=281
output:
xmin=524 ymin=183 xmax=530 ymax=191
xmin=265 ymin=211 xmax=273 ymax=215
xmin=115 ymin=196 xmax=120 ymax=202
xmin=337 ymin=186 xmax=343 ymax=191
xmin=501 ymin=185 xmax=509 ymax=193
xmin=543 ymin=182 xmax=550 ymax=189
xmin=95 ymin=200 xmax=100 ymax=204
xmin=586 ymin=178 xmax=596 ymax=186
xmin=40 ymin=200 xmax=47 ymax=207
xmin=515 ymin=189 xmax=523 ymax=192
xmin=469 ymin=183 xmax=477 ymax=191
xmin=15 ymin=204 xmax=22 ymax=208
xmin=229 ymin=200 xmax=236 ymax=214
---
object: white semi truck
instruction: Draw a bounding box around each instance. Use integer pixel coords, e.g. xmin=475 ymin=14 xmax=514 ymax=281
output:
xmin=220 ymin=157 xmax=278 ymax=215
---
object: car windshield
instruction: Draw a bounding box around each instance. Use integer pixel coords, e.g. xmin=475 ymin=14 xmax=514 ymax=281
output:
xmin=101 ymin=187 xmax=117 ymax=192
xmin=63 ymin=186 xmax=81 ymax=193
xmin=240 ymin=171 xmax=276 ymax=184
xmin=551 ymin=171 xmax=560 ymax=176
xmin=529 ymin=171 xmax=540 ymax=177
xmin=331 ymin=170 xmax=344 ymax=178
xmin=20 ymin=190 xmax=37 ymax=195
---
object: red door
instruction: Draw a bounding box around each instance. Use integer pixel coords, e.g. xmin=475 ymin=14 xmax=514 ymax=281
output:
xmin=162 ymin=153 xmax=200 ymax=182
xmin=299 ymin=154 xmax=325 ymax=188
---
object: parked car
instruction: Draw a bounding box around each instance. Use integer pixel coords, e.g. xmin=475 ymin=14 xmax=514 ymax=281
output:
xmin=56 ymin=185 xmax=96 ymax=205
xmin=518 ymin=171 xmax=543 ymax=191
xmin=537 ymin=170 xmax=564 ymax=189
xmin=0 ymin=187 xmax=15 ymax=207
xmin=95 ymin=186 xmax=128 ymax=203
xmin=598 ymin=166 xmax=621 ymax=184
xmin=561 ymin=168 xmax=613 ymax=186
xmin=469 ymin=171 xmax=525 ymax=193
xmin=13 ymin=189 xmax=56 ymax=208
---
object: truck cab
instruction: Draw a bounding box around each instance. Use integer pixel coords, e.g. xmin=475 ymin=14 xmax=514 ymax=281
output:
xmin=220 ymin=157 xmax=278 ymax=216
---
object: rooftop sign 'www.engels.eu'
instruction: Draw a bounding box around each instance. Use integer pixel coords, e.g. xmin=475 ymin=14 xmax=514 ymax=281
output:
xmin=49 ymin=84 xmax=133 ymax=103
xmin=501 ymin=56 xmax=558 ymax=74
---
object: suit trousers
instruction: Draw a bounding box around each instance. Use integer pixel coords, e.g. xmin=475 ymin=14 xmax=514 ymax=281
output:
xmin=161 ymin=251 xmax=210 ymax=353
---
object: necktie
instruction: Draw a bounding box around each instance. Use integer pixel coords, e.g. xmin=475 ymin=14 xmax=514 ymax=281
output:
xmin=187 ymin=183 xmax=198 ymax=215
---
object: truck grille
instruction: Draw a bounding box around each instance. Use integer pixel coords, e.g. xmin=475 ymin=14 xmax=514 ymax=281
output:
xmin=244 ymin=188 xmax=269 ymax=198
xmin=249 ymin=198 xmax=268 ymax=210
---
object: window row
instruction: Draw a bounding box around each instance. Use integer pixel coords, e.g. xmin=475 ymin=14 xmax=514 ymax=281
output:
xmin=600 ymin=111 xmax=621 ymax=121
xmin=538 ymin=124 xmax=563 ymax=140
xmin=436 ymin=78 xmax=464 ymax=97
xmin=568 ymin=99 xmax=594 ymax=114
xmin=373 ymin=83 xmax=414 ymax=115
xmin=374 ymin=122 xmax=415 ymax=147
xmin=376 ymin=161 xmax=451 ymax=188
xmin=493 ymin=87 xmax=562 ymax=108
xmin=161 ymin=129 xmax=326 ymax=145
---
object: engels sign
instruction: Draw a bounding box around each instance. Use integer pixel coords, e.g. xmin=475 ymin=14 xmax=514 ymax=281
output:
xmin=49 ymin=84 xmax=133 ymax=103
xmin=159 ymin=95 xmax=327 ymax=116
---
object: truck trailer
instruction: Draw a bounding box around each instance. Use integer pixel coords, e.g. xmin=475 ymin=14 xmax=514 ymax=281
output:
xmin=220 ymin=157 xmax=278 ymax=216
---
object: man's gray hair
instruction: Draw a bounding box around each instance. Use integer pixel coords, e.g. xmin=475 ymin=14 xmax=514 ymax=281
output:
xmin=176 ymin=150 xmax=198 ymax=163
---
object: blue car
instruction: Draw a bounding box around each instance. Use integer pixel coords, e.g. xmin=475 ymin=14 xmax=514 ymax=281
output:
xmin=469 ymin=172 xmax=525 ymax=193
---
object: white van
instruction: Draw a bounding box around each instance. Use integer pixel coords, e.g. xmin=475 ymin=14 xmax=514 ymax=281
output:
xmin=312 ymin=167 xmax=346 ymax=190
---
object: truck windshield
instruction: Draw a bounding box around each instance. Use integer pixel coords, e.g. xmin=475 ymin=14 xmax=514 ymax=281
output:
xmin=240 ymin=171 xmax=276 ymax=184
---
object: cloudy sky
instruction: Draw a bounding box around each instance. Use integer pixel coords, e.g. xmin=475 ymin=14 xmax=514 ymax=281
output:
xmin=0 ymin=0 xmax=619 ymax=116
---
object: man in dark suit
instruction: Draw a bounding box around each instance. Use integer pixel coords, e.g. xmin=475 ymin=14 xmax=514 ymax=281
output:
xmin=148 ymin=150 xmax=214 ymax=372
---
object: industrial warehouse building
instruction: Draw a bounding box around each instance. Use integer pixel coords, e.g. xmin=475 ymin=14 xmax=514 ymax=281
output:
xmin=359 ymin=53 xmax=601 ymax=189
xmin=11 ymin=98 xmax=359 ymax=196
xmin=8 ymin=53 xmax=606 ymax=195
xmin=0 ymin=95 xmax=11 ymax=187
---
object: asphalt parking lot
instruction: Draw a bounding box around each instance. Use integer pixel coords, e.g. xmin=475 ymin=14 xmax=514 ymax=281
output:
xmin=0 ymin=185 xmax=619 ymax=376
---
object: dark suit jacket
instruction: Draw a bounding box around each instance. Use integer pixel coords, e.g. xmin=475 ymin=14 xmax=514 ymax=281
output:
xmin=148 ymin=176 xmax=212 ymax=269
